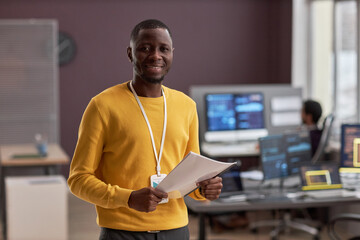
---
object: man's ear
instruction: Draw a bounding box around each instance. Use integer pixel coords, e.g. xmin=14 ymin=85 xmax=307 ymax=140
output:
xmin=127 ymin=47 xmax=133 ymax=62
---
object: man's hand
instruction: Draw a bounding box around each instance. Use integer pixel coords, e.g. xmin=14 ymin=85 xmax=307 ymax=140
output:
xmin=128 ymin=187 xmax=168 ymax=212
xmin=197 ymin=176 xmax=223 ymax=200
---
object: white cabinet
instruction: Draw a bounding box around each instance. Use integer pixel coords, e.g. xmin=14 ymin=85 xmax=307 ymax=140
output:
xmin=6 ymin=175 xmax=68 ymax=240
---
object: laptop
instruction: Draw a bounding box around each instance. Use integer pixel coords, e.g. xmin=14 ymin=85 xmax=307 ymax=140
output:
xmin=299 ymin=164 xmax=344 ymax=199
xmin=217 ymin=169 xmax=247 ymax=201
xmin=217 ymin=161 xmax=264 ymax=202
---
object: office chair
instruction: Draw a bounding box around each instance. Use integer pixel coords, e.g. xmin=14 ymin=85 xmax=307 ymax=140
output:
xmin=250 ymin=209 xmax=320 ymax=240
xmin=312 ymin=113 xmax=335 ymax=163
xmin=328 ymin=213 xmax=360 ymax=240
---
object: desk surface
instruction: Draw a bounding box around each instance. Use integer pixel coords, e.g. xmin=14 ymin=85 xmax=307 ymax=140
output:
xmin=185 ymin=190 xmax=360 ymax=213
xmin=0 ymin=143 xmax=69 ymax=166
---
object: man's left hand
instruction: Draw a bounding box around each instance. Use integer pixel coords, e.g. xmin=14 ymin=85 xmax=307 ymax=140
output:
xmin=197 ymin=176 xmax=222 ymax=200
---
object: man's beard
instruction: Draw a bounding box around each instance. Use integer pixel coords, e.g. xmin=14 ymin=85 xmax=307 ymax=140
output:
xmin=142 ymin=75 xmax=165 ymax=84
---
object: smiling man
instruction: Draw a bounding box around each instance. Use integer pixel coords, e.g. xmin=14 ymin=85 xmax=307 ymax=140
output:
xmin=68 ymin=19 xmax=223 ymax=240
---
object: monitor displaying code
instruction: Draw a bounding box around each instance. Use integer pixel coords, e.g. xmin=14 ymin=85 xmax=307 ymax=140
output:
xmin=260 ymin=132 xmax=312 ymax=180
xmin=206 ymin=93 xmax=265 ymax=132
xmin=285 ymin=133 xmax=312 ymax=175
xmin=341 ymin=124 xmax=360 ymax=167
xmin=259 ymin=134 xmax=288 ymax=180
xmin=205 ymin=94 xmax=236 ymax=131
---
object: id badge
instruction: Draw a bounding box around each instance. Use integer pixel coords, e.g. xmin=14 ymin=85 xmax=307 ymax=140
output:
xmin=150 ymin=174 xmax=168 ymax=204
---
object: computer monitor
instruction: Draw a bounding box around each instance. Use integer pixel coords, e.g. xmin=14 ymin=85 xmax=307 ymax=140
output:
xmin=204 ymin=92 xmax=268 ymax=142
xmin=340 ymin=124 xmax=360 ymax=168
xmin=284 ymin=132 xmax=312 ymax=175
xmin=259 ymin=132 xmax=312 ymax=180
xmin=259 ymin=134 xmax=288 ymax=180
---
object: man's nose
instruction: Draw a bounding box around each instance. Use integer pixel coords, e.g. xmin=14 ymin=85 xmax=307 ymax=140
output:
xmin=149 ymin=49 xmax=162 ymax=60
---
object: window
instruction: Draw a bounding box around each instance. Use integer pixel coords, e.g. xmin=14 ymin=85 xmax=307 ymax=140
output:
xmin=311 ymin=1 xmax=334 ymax=120
xmin=293 ymin=0 xmax=359 ymax=139
xmin=0 ymin=20 xmax=59 ymax=144
xmin=310 ymin=0 xmax=358 ymax=137
xmin=334 ymin=1 xmax=358 ymax=123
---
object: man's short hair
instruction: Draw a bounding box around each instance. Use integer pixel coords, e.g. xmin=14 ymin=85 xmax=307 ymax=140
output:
xmin=130 ymin=19 xmax=172 ymax=43
xmin=303 ymin=100 xmax=322 ymax=124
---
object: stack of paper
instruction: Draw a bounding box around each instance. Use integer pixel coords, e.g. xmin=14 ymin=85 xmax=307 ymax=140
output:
xmin=156 ymin=152 xmax=236 ymax=199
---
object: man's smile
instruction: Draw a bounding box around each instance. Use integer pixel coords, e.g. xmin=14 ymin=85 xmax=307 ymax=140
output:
xmin=145 ymin=65 xmax=164 ymax=73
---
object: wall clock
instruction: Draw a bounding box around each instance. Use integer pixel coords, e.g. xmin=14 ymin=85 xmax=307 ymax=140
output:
xmin=58 ymin=31 xmax=76 ymax=66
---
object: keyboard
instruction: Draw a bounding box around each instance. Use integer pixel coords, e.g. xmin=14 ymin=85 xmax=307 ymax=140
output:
xmin=261 ymin=175 xmax=301 ymax=188
xmin=219 ymin=194 xmax=247 ymax=202
xmin=304 ymin=189 xmax=345 ymax=199
xmin=201 ymin=141 xmax=258 ymax=157
xmin=218 ymin=193 xmax=266 ymax=203
xmin=247 ymin=193 xmax=291 ymax=203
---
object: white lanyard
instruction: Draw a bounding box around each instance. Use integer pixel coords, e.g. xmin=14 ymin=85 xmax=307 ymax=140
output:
xmin=129 ymin=81 xmax=167 ymax=177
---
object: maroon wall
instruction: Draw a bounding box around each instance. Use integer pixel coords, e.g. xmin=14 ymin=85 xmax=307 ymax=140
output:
xmin=0 ymin=0 xmax=292 ymax=174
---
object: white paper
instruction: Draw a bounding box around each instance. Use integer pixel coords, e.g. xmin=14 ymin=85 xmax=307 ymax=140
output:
xmin=156 ymin=152 xmax=236 ymax=199
xmin=271 ymin=96 xmax=302 ymax=111
xmin=271 ymin=112 xmax=301 ymax=126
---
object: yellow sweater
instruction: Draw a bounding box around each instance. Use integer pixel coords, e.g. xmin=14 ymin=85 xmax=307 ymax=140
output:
xmin=68 ymin=81 xmax=204 ymax=231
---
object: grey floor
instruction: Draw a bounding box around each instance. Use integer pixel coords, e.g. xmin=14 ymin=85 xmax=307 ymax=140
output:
xmin=67 ymin=192 xmax=333 ymax=240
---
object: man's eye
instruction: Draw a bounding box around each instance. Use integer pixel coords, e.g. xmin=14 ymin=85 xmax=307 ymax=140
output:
xmin=160 ymin=47 xmax=169 ymax=52
xmin=140 ymin=47 xmax=150 ymax=51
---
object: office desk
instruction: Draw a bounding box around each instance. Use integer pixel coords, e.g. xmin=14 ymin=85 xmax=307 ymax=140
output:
xmin=185 ymin=190 xmax=360 ymax=240
xmin=1 ymin=143 xmax=69 ymax=166
xmin=0 ymin=143 xmax=70 ymax=240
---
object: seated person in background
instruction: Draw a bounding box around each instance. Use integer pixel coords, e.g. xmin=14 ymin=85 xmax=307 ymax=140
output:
xmin=301 ymin=99 xmax=323 ymax=156
xmin=301 ymin=100 xmax=322 ymax=130
xmin=299 ymin=100 xmax=327 ymax=222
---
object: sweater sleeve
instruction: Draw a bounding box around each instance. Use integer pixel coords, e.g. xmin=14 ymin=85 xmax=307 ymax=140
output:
xmin=185 ymin=104 xmax=206 ymax=201
xmin=67 ymin=99 xmax=132 ymax=209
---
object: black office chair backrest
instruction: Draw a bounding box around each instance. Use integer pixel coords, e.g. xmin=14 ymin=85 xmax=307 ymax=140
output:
xmin=309 ymin=129 xmax=322 ymax=157
xmin=329 ymin=213 xmax=360 ymax=240
xmin=312 ymin=113 xmax=335 ymax=163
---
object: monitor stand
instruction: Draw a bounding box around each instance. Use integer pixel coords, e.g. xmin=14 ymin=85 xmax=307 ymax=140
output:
xmin=259 ymin=177 xmax=287 ymax=195
xmin=279 ymin=177 xmax=285 ymax=193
